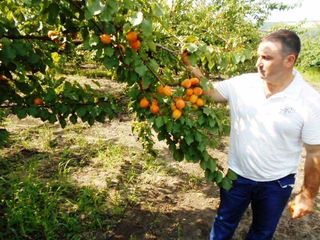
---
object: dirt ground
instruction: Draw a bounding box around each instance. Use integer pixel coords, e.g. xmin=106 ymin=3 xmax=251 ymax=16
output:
xmin=4 ymin=76 xmax=320 ymax=240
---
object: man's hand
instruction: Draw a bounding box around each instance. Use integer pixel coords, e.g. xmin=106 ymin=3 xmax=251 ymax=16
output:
xmin=181 ymin=50 xmax=191 ymax=66
xmin=180 ymin=50 xmax=227 ymax=103
xmin=180 ymin=51 xmax=204 ymax=79
xmin=289 ymin=191 xmax=315 ymax=219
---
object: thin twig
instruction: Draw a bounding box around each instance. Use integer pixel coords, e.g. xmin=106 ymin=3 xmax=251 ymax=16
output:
xmin=138 ymin=55 xmax=166 ymax=86
xmin=155 ymin=43 xmax=179 ymax=55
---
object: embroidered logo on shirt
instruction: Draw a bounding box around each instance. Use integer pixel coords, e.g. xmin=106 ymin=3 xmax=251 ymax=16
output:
xmin=279 ymin=107 xmax=295 ymax=114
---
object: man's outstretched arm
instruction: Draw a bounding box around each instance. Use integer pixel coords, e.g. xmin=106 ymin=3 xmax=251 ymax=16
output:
xmin=181 ymin=52 xmax=227 ymax=103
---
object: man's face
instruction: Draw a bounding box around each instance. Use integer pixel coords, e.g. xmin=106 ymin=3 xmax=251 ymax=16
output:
xmin=256 ymin=41 xmax=289 ymax=83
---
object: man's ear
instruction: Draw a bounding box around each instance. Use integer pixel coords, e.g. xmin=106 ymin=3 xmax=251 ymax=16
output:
xmin=286 ymin=54 xmax=297 ymax=67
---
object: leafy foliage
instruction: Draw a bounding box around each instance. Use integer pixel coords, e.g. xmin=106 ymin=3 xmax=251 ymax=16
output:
xmin=0 ymin=0 xmax=287 ymax=187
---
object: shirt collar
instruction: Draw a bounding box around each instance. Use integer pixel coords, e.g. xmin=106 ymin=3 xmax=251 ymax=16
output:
xmin=272 ymin=69 xmax=304 ymax=99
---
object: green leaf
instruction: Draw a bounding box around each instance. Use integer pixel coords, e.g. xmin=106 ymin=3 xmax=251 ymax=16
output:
xmin=87 ymin=117 xmax=95 ymax=126
xmin=203 ymin=107 xmax=211 ymax=116
xmin=47 ymin=2 xmax=60 ymax=24
xmin=2 ymin=47 xmax=16 ymax=63
xmin=76 ymin=106 xmax=87 ymax=117
xmin=101 ymin=2 xmax=118 ymax=21
xmin=147 ymin=41 xmax=157 ymax=52
xmin=103 ymin=56 xmax=118 ymax=69
xmin=141 ymin=19 xmax=152 ymax=37
xmin=69 ymin=114 xmax=77 ymax=124
xmin=135 ymin=64 xmax=148 ymax=77
xmin=44 ymin=88 xmax=56 ymax=102
xmin=205 ymin=169 xmax=215 ymax=182
xmin=221 ymin=178 xmax=233 ymax=191
xmin=154 ymin=116 xmax=164 ymax=128
xmin=13 ymin=42 xmax=28 ymax=57
xmin=185 ymin=43 xmax=198 ymax=53
xmin=185 ymin=132 xmax=194 ymax=145
xmin=0 ymin=129 xmax=9 ymax=146
xmin=40 ymin=109 xmax=50 ymax=121
xmin=28 ymin=106 xmax=40 ymax=117
xmin=195 ymin=132 xmax=203 ymax=142
xmin=200 ymin=159 xmax=207 ymax=170
xmin=48 ymin=114 xmax=57 ymax=124
xmin=208 ymin=118 xmax=216 ymax=128
xmin=59 ymin=104 xmax=69 ymax=114
xmin=149 ymin=59 xmax=159 ymax=72
xmin=58 ymin=116 xmax=67 ymax=128
xmin=214 ymin=171 xmax=223 ymax=184
xmin=173 ymin=149 xmax=184 ymax=162
xmin=152 ymin=3 xmax=163 ymax=17
xmin=141 ymin=78 xmax=153 ymax=89
xmin=86 ymin=0 xmax=105 ymax=16
xmin=197 ymin=141 xmax=206 ymax=152
xmin=226 ymin=169 xmax=238 ymax=180
xmin=104 ymin=47 xmax=115 ymax=57
xmin=17 ymin=109 xmax=27 ymax=119
xmin=157 ymin=131 xmax=166 ymax=141
xmin=207 ymin=158 xmax=216 ymax=172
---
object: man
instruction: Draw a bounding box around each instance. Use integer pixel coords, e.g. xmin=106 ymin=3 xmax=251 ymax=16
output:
xmin=182 ymin=29 xmax=320 ymax=239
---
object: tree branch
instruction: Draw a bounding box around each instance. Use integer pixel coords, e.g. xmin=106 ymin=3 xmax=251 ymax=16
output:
xmin=155 ymin=43 xmax=179 ymax=55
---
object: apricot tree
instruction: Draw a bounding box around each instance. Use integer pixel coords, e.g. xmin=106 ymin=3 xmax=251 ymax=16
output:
xmin=0 ymin=0 xmax=284 ymax=188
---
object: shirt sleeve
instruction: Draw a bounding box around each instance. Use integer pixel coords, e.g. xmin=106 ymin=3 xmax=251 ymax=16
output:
xmin=213 ymin=77 xmax=237 ymax=101
xmin=302 ymin=101 xmax=320 ymax=145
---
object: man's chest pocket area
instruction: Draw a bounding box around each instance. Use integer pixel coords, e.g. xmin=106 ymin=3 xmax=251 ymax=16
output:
xmin=260 ymin=106 xmax=303 ymax=138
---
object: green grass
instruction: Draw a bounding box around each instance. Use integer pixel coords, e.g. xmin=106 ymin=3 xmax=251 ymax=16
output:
xmin=298 ymin=67 xmax=320 ymax=85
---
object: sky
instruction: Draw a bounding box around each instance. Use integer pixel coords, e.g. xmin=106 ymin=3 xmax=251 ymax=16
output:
xmin=267 ymin=0 xmax=320 ymax=22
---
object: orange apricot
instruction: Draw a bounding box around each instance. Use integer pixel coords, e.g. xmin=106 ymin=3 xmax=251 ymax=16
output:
xmin=193 ymin=87 xmax=203 ymax=96
xmin=150 ymin=104 xmax=160 ymax=114
xmin=175 ymin=99 xmax=186 ymax=110
xmin=163 ymin=85 xmax=173 ymax=96
xmin=190 ymin=77 xmax=200 ymax=86
xmin=130 ymin=40 xmax=141 ymax=51
xmin=33 ymin=97 xmax=44 ymax=106
xmin=139 ymin=97 xmax=150 ymax=108
xmin=157 ymin=85 xmax=165 ymax=95
xmin=100 ymin=33 xmax=112 ymax=45
xmin=181 ymin=79 xmax=192 ymax=89
xmin=185 ymin=88 xmax=193 ymax=96
xmin=196 ymin=98 xmax=205 ymax=107
xmin=126 ymin=31 xmax=139 ymax=42
xmin=189 ymin=94 xmax=198 ymax=104
xmin=172 ymin=109 xmax=182 ymax=120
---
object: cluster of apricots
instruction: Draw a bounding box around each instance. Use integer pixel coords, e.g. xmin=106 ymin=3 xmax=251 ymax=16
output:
xmin=98 ymin=31 xmax=141 ymax=52
xmin=139 ymin=97 xmax=159 ymax=114
xmin=139 ymin=77 xmax=205 ymax=120
xmin=180 ymin=77 xmax=205 ymax=108
xmin=126 ymin=31 xmax=141 ymax=51
xmin=171 ymin=77 xmax=205 ymax=119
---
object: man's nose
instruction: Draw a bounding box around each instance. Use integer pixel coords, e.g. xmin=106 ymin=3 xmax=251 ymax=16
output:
xmin=256 ymin=59 xmax=262 ymax=68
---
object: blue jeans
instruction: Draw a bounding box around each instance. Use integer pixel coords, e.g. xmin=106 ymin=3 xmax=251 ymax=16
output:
xmin=210 ymin=173 xmax=295 ymax=240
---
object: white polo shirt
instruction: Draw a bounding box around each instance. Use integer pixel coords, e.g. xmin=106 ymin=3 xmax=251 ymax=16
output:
xmin=215 ymin=70 xmax=320 ymax=181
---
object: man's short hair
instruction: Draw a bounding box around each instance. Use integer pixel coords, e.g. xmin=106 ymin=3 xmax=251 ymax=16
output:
xmin=262 ymin=29 xmax=301 ymax=57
